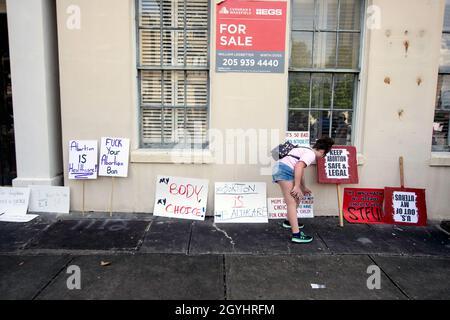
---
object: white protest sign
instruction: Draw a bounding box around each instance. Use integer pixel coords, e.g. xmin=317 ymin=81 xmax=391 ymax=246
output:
xmin=99 ymin=137 xmax=130 ymax=177
xmin=392 ymin=191 xmax=419 ymax=224
xmin=214 ymin=182 xmax=268 ymax=223
xmin=29 ymin=186 xmax=70 ymax=214
xmin=0 ymin=213 xmax=39 ymax=223
xmin=267 ymin=195 xmax=314 ymax=219
xmin=0 ymin=187 xmax=31 ymax=215
xmin=68 ymin=140 xmax=98 ymax=179
xmin=324 ymin=148 xmax=350 ymax=179
xmin=153 ymin=176 xmax=208 ymax=221
xmin=286 ymin=131 xmax=310 ymax=147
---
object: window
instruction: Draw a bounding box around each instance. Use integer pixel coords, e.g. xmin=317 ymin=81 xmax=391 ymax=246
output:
xmin=289 ymin=0 xmax=363 ymax=145
xmin=433 ymin=0 xmax=450 ymax=152
xmin=137 ymin=0 xmax=209 ymax=149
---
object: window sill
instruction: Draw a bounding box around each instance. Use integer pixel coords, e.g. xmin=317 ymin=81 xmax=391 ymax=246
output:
xmin=131 ymin=149 xmax=215 ymax=164
xmin=429 ymin=152 xmax=450 ymax=167
xmin=131 ymin=150 xmax=366 ymax=165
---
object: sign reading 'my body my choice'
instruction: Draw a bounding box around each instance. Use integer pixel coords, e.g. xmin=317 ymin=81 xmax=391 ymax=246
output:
xmin=154 ymin=176 xmax=209 ymax=221
xmin=216 ymin=0 xmax=287 ymax=73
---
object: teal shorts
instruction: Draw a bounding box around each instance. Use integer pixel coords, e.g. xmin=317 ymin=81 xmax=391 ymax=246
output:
xmin=272 ymin=163 xmax=294 ymax=183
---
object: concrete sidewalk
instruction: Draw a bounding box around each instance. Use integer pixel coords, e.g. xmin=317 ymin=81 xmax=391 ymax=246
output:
xmin=0 ymin=213 xmax=449 ymax=300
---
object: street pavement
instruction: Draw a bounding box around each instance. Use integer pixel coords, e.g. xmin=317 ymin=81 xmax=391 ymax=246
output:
xmin=0 ymin=213 xmax=449 ymax=300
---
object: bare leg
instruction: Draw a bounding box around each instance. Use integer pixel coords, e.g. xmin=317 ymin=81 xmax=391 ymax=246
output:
xmin=277 ymin=181 xmax=300 ymax=234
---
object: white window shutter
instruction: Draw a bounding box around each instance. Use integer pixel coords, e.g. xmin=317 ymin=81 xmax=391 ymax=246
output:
xmin=139 ymin=0 xmax=209 ymax=147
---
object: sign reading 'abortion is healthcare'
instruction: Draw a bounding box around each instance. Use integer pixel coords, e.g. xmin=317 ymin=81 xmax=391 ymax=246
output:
xmin=216 ymin=0 xmax=287 ymax=73
xmin=214 ymin=182 xmax=268 ymax=223
xmin=68 ymin=140 xmax=98 ymax=180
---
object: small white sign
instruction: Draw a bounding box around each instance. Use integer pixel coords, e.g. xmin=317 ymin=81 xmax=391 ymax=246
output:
xmin=0 ymin=213 xmax=39 ymax=223
xmin=214 ymin=182 xmax=268 ymax=223
xmin=267 ymin=195 xmax=314 ymax=219
xmin=286 ymin=131 xmax=310 ymax=147
xmin=0 ymin=187 xmax=31 ymax=215
xmin=153 ymin=176 xmax=209 ymax=221
xmin=29 ymin=186 xmax=70 ymax=214
xmin=68 ymin=140 xmax=98 ymax=179
xmin=99 ymin=137 xmax=130 ymax=177
xmin=392 ymin=191 xmax=419 ymax=224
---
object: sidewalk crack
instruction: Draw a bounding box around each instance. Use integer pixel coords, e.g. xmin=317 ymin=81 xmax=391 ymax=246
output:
xmin=135 ymin=220 xmax=153 ymax=252
xmin=222 ymin=255 xmax=228 ymax=300
xmin=187 ymin=221 xmax=194 ymax=255
xmin=212 ymin=223 xmax=235 ymax=250
xmin=368 ymin=254 xmax=412 ymax=300
xmin=31 ymin=255 xmax=75 ymax=300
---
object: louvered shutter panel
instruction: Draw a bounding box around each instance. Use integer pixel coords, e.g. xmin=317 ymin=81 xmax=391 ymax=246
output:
xmin=139 ymin=0 xmax=209 ymax=147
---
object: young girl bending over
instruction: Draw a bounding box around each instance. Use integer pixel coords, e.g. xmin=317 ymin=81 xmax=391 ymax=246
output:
xmin=272 ymin=137 xmax=334 ymax=243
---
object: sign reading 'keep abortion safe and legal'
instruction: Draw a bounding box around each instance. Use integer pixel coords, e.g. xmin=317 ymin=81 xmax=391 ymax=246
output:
xmin=216 ymin=0 xmax=287 ymax=73
xmin=317 ymin=146 xmax=358 ymax=184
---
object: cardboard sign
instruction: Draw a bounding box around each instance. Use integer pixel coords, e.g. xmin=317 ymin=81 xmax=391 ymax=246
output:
xmin=343 ymin=188 xmax=386 ymax=224
xmin=268 ymin=195 xmax=314 ymax=219
xmin=216 ymin=0 xmax=287 ymax=73
xmin=214 ymin=182 xmax=268 ymax=223
xmin=0 ymin=187 xmax=31 ymax=215
xmin=68 ymin=140 xmax=98 ymax=179
xmin=153 ymin=176 xmax=208 ymax=221
xmin=99 ymin=137 xmax=130 ymax=177
xmin=286 ymin=131 xmax=310 ymax=147
xmin=384 ymin=187 xmax=427 ymax=226
xmin=317 ymin=146 xmax=358 ymax=184
xmin=29 ymin=186 xmax=70 ymax=214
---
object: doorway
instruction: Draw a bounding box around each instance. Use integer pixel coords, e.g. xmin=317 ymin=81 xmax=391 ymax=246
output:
xmin=0 ymin=13 xmax=16 ymax=186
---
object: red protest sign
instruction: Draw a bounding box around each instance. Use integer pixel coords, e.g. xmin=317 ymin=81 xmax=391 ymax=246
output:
xmin=216 ymin=0 xmax=287 ymax=73
xmin=383 ymin=187 xmax=427 ymax=226
xmin=317 ymin=146 xmax=358 ymax=184
xmin=343 ymin=188 xmax=387 ymax=224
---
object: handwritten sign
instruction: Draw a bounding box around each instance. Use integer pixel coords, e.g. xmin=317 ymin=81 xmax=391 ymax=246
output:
xmin=286 ymin=131 xmax=310 ymax=147
xmin=343 ymin=188 xmax=385 ymax=224
xmin=68 ymin=140 xmax=98 ymax=179
xmin=0 ymin=212 xmax=39 ymax=222
xmin=317 ymin=146 xmax=358 ymax=184
xmin=214 ymin=182 xmax=268 ymax=223
xmin=153 ymin=176 xmax=208 ymax=221
xmin=216 ymin=0 xmax=287 ymax=73
xmin=384 ymin=188 xmax=427 ymax=226
xmin=0 ymin=187 xmax=31 ymax=215
xmin=29 ymin=186 xmax=70 ymax=214
xmin=268 ymin=195 xmax=314 ymax=219
xmin=99 ymin=137 xmax=130 ymax=177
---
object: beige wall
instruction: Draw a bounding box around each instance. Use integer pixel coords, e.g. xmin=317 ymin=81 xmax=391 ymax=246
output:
xmin=57 ymin=0 xmax=450 ymax=220
xmin=359 ymin=0 xmax=450 ymax=219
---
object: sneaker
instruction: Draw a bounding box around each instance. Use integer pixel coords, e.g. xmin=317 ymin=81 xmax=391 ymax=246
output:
xmin=291 ymin=232 xmax=314 ymax=244
xmin=282 ymin=220 xmax=304 ymax=229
